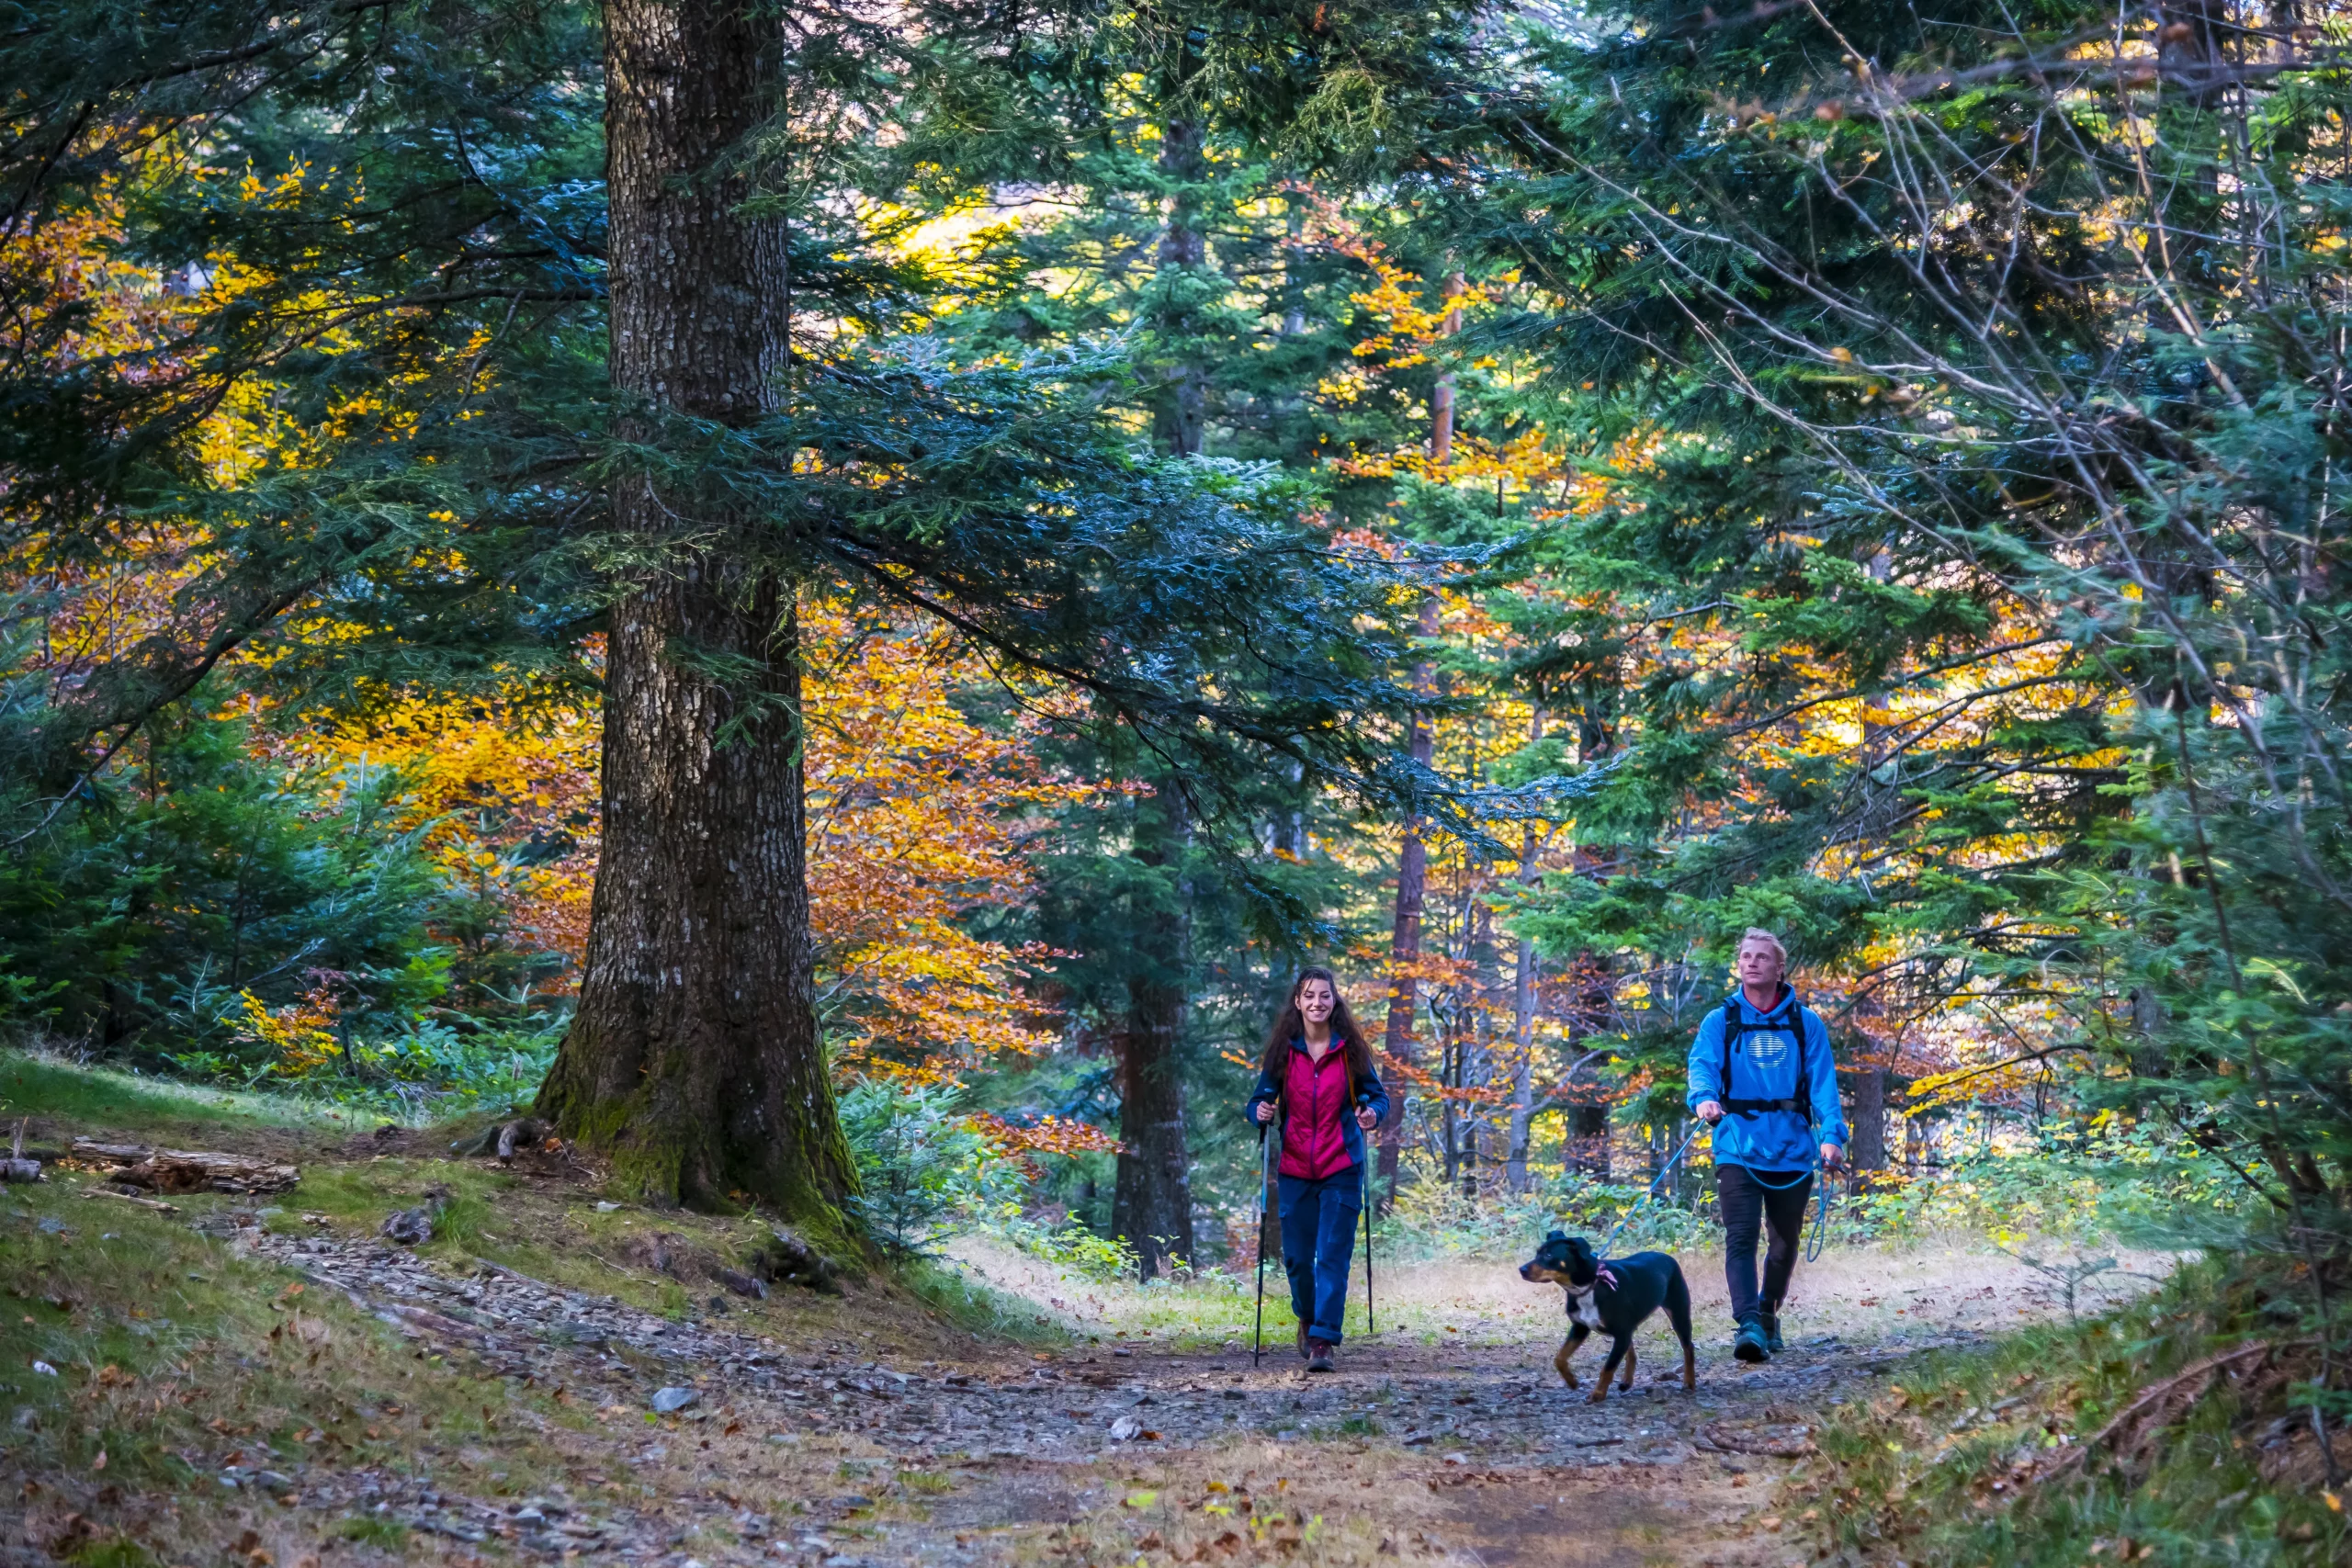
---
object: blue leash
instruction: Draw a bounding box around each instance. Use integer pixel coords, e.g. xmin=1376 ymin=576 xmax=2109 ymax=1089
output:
xmin=1737 ymin=1155 xmax=1836 ymax=1263
xmin=1594 ymin=1122 xmax=1706 ymax=1257
xmin=1595 ymin=1123 xmax=1839 ymax=1264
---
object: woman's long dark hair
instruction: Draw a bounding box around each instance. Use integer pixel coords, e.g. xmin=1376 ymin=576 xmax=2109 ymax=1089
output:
xmin=1259 ymin=966 xmax=1375 ymax=1084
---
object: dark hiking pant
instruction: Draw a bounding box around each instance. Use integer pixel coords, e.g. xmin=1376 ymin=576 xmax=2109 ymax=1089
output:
xmin=1717 ymin=1164 xmax=1812 ymax=1323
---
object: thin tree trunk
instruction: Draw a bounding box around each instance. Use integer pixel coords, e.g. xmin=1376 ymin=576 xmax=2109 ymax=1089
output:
xmin=537 ymin=0 xmax=855 ymax=1228
xmin=1440 ymin=1029 xmax=1458 ymax=1189
xmin=1464 ymin=894 xmax=1496 ymax=1199
xmin=1375 ymin=597 xmax=1442 ymax=1206
xmin=1559 ymin=708 xmax=1616 ymax=1183
xmin=1429 ymin=273 xmax=1463 ymax=465
xmin=1506 ymin=709 xmax=1545 ymax=1193
xmin=1850 ymin=1065 xmax=1888 ymax=1171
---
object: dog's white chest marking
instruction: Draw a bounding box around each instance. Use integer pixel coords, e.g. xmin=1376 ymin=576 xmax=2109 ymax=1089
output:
xmin=1565 ymin=1285 xmax=1603 ymax=1330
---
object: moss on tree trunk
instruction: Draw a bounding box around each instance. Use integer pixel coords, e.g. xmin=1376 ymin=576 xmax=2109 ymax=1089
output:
xmin=537 ymin=0 xmax=857 ymax=1238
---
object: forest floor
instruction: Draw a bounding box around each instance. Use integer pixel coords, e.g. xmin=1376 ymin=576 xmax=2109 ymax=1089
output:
xmin=0 ymin=1054 xmax=2173 ymax=1568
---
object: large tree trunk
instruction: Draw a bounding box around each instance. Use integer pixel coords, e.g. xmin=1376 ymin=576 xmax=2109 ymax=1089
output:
xmin=536 ymin=0 xmax=856 ymax=1228
xmin=1112 ymin=790 xmax=1194 ymax=1280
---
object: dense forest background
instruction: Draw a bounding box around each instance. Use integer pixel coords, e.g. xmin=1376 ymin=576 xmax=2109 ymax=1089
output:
xmin=1 ymin=0 xmax=2346 ymax=1393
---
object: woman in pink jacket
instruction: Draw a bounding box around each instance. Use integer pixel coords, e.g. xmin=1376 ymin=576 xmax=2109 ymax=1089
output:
xmin=1244 ymin=967 xmax=1391 ymax=1372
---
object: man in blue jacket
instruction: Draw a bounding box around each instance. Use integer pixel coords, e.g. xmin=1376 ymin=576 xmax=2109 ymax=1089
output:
xmin=1687 ymin=928 xmax=1848 ymax=1363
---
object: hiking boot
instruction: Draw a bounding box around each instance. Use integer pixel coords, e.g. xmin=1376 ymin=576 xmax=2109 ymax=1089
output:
xmin=1733 ymin=1314 xmax=1770 ymax=1364
xmin=1306 ymin=1338 xmax=1335 ymax=1373
xmin=1760 ymin=1310 xmax=1784 ymax=1357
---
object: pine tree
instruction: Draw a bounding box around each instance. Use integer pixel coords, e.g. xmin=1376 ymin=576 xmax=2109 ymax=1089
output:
xmin=2 ymin=0 xmax=1494 ymax=1235
xmin=1456 ymin=0 xmax=2352 ymax=1240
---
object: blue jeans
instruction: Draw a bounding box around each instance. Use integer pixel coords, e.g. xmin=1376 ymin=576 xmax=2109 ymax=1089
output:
xmin=1277 ymin=1168 xmax=1362 ymax=1344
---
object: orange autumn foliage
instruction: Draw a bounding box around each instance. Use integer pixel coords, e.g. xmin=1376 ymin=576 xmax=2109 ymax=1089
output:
xmin=802 ymin=599 xmax=1099 ymax=1080
xmin=963 ymin=1111 xmax=1124 ymax=1176
xmin=259 ymin=597 xmax=1091 ymax=1077
xmin=264 ymin=686 xmax=603 ymax=1002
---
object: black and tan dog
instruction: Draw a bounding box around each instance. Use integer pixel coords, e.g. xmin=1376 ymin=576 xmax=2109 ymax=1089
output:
xmin=1518 ymin=1231 xmax=1697 ymax=1402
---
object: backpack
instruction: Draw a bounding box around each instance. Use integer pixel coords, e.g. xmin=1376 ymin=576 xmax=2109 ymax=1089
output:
xmin=1717 ymin=998 xmax=1815 ymax=1121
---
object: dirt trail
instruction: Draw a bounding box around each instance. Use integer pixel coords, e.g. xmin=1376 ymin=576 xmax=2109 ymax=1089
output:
xmin=182 ymin=1213 xmax=2164 ymax=1568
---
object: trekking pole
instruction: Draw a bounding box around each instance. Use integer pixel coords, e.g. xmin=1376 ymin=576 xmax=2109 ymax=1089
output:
xmin=1361 ymin=1158 xmax=1375 ymax=1337
xmin=1251 ymin=1123 xmax=1272 ymax=1369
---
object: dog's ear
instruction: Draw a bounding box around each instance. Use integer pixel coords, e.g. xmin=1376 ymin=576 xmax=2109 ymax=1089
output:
xmin=1566 ymin=1235 xmax=1596 ymax=1262
xmin=1544 ymin=1228 xmax=1566 ymax=1244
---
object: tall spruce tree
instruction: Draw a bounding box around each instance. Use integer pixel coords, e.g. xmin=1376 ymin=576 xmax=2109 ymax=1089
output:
xmin=906 ymin=3 xmax=1498 ymax=1263
xmin=938 ymin=161 xmax=1395 ymax=1271
xmin=1463 ymin=0 xmax=2352 ymax=1258
xmin=2 ymin=0 xmax=1499 ymax=1235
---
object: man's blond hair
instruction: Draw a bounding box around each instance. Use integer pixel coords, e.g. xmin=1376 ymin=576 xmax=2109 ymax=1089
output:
xmin=1737 ymin=927 xmax=1789 ymax=973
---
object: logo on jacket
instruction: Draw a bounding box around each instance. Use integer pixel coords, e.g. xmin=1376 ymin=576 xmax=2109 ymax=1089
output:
xmin=1747 ymin=1031 xmax=1792 ymax=1069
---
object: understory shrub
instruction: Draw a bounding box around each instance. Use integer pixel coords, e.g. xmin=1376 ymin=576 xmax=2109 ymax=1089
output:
xmin=839 ymin=1078 xmax=1023 ymax=1253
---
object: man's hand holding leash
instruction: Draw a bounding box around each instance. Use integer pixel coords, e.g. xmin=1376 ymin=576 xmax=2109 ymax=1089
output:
xmin=1703 ymin=1099 xmax=1845 ymax=1169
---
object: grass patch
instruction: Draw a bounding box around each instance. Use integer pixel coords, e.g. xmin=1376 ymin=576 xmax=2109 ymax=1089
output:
xmin=0 ymin=1048 xmax=356 ymax=1143
xmin=0 ymin=1171 xmax=589 ymax=1553
xmin=1780 ymin=1256 xmax=2348 ymax=1567
xmin=1 ymin=1047 xmax=1121 ymax=1373
xmin=62 ymin=1539 xmax=163 ymax=1568
xmin=334 ymin=1515 xmax=413 ymax=1548
xmin=899 ymin=1255 xmax=1070 ymax=1346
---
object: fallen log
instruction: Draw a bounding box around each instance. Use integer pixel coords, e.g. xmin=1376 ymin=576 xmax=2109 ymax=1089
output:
xmin=70 ymin=1138 xmax=300 ymax=1195
xmin=71 ymin=1141 xmax=156 ymax=1162
xmin=448 ymin=1118 xmax=550 ymax=1166
xmin=2036 ymin=1340 xmax=2296 ymax=1483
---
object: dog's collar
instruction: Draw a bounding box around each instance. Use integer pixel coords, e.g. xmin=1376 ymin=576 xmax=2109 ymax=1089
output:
xmin=1566 ymin=1264 xmax=1621 ymax=1294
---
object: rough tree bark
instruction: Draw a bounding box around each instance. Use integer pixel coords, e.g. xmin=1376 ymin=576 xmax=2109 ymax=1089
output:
xmin=1849 ymin=1064 xmax=1887 ymax=1171
xmin=536 ymin=0 xmax=856 ymax=1227
xmin=1111 ymin=789 xmax=1195 ymax=1280
xmin=1112 ymin=977 xmax=1195 ymax=1279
